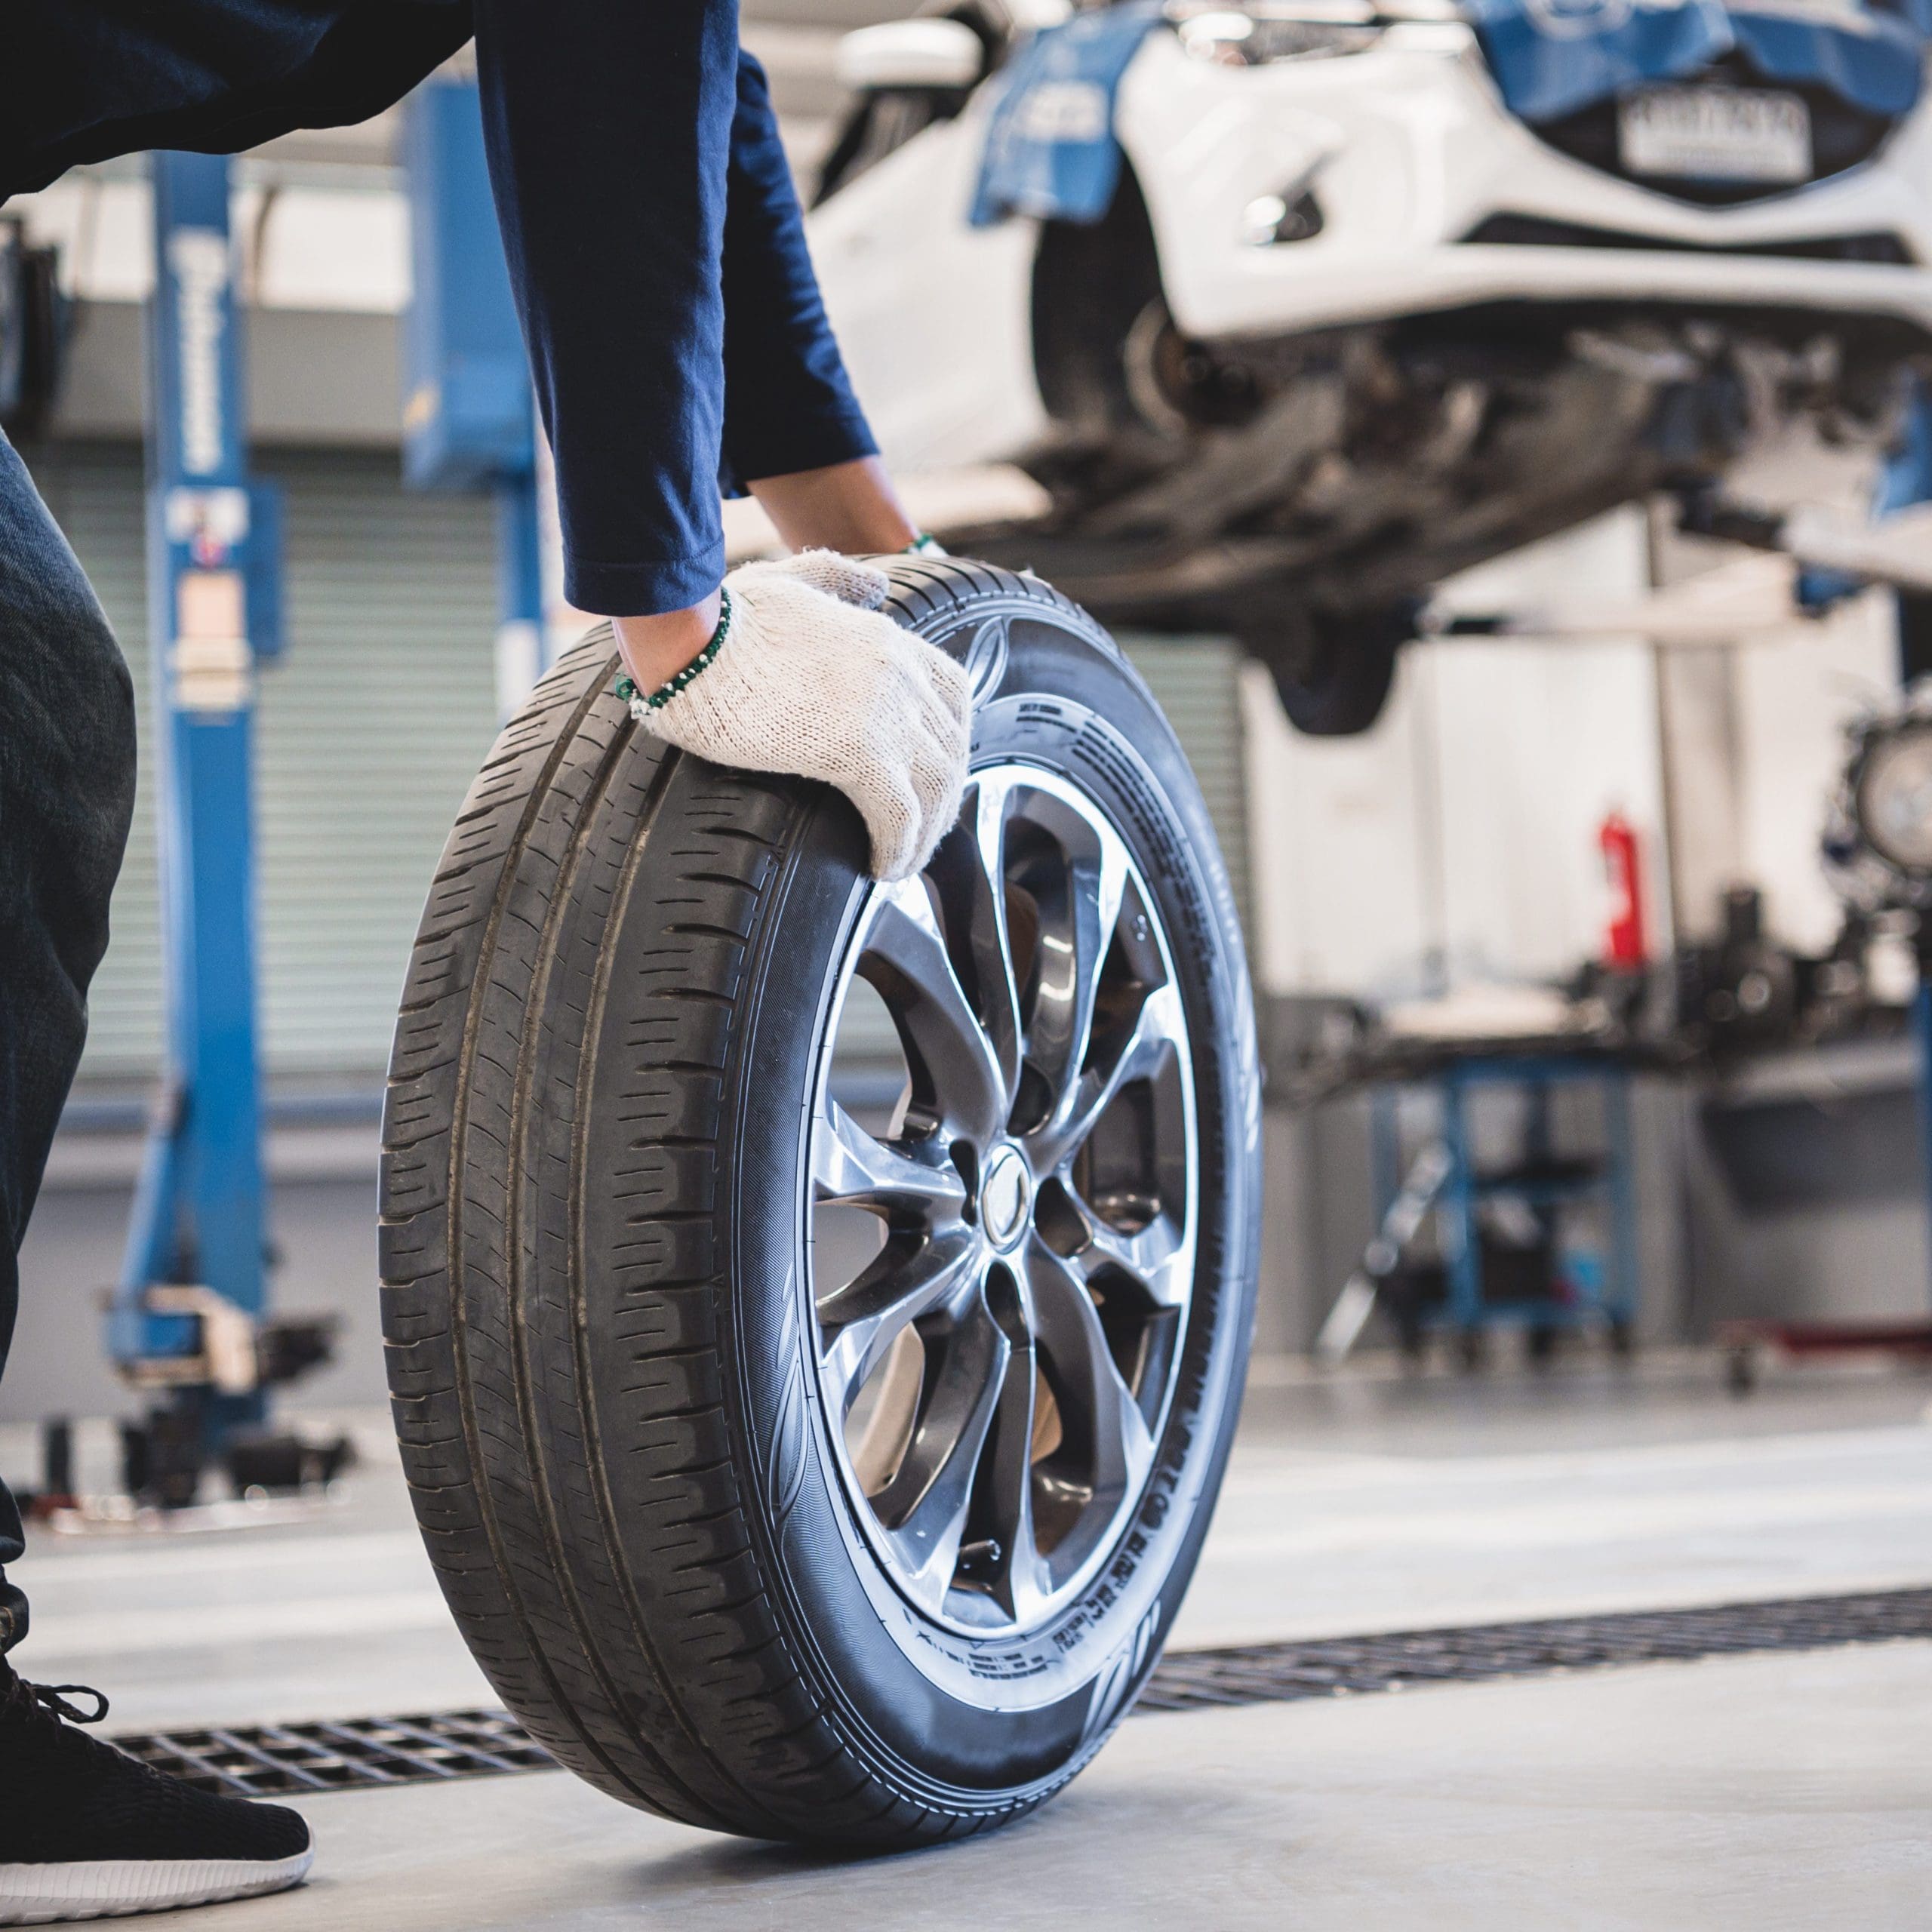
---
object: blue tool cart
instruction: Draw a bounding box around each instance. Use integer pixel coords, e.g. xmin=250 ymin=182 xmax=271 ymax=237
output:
xmin=1361 ymin=1054 xmax=1641 ymax=1367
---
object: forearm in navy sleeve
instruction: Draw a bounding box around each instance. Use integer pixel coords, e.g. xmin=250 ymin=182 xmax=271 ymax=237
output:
xmin=472 ymin=0 xmax=735 ymax=616
xmin=718 ymin=51 xmax=878 ymax=495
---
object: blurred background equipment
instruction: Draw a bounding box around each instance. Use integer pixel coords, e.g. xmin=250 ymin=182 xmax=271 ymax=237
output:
xmin=1315 ymin=1053 xmax=1639 ymax=1368
xmin=399 ymin=73 xmax=549 ymax=714
xmin=1826 ymin=687 xmax=1932 ymax=915
xmin=1717 ymin=683 xmax=1932 ymax=1386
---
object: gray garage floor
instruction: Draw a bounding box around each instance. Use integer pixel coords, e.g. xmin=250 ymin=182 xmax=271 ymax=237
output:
xmin=163 ymin=1644 xmax=1932 ymax=1932
xmin=4 ymin=1355 xmax=1929 ymax=1927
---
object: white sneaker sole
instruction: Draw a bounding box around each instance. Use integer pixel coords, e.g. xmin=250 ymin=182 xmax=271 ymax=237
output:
xmin=0 ymin=1847 xmax=313 ymax=1924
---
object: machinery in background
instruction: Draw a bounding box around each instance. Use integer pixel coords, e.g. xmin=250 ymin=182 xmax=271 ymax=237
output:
xmin=1669 ymin=884 xmax=1900 ymax=1060
xmin=87 ymin=81 xmax=545 ymax=1511
xmin=401 ymin=73 xmax=548 ymax=709
xmin=1305 ymin=815 xmax=1652 ymax=1366
xmin=1824 ymin=686 xmax=1932 ymax=918
xmin=1716 ymin=688 xmax=1932 ymax=1387
xmin=106 ymin=152 xmax=345 ymax=1509
xmin=1274 ymin=885 xmax=1909 ymax=1110
xmin=1315 ymin=1054 xmax=1640 ymax=1369
xmin=810 ymin=0 xmax=1932 ymax=734
xmin=1291 ymin=781 xmax=1926 ymax=1366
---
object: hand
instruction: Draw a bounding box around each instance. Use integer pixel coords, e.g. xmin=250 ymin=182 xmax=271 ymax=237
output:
xmin=632 ymin=551 xmax=971 ymax=882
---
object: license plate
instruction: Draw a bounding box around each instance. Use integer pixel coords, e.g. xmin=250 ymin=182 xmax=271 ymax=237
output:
xmin=1618 ymin=86 xmax=1812 ymax=185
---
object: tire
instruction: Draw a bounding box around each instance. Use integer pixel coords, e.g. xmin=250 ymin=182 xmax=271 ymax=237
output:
xmin=1254 ymin=604 xmax=1409 ymax=738
xmin=380 ymin=558 xmax=1261 ymax=1849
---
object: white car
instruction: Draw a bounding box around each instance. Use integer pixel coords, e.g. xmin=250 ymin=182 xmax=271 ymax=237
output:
xmin=808 ymin=0 xmax=1932 ymax=731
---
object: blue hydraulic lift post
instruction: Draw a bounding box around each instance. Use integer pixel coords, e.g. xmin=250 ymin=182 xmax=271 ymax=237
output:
xmin=110 ymin=150 xmax=269 ymax=1441
xmin=401 ymin=76 xmax=546 ymax=694
xmin=495 ymin=466 xmax=546 ymax=679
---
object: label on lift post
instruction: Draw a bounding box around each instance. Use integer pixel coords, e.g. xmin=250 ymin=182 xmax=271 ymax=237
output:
xmin=171 ymin=568 xmax=254 ymax=712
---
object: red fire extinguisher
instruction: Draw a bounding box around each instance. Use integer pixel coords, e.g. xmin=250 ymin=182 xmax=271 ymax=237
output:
xmin=1598 ymin=809 xmax=1647 ymax=969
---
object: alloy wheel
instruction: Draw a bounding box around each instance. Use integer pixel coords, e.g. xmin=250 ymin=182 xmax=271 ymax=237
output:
xmin=808 ymin=763 xmax=1198 ymax=1636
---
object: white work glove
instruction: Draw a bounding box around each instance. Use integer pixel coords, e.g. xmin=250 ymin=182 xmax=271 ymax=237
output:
xmin=632 ymin=551 xmax=971 ymax=882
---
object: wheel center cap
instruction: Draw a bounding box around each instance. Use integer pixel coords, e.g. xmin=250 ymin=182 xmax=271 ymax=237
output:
xmin=980 ymin=1146 xmax=1032 ymax=1251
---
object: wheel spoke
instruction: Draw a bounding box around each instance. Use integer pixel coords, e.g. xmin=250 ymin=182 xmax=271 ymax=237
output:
xmin=812 ymin=1097 xmax=967 ymax=1222
xmin=1072 ymin=1201 xmax=1189 ymax=1311
xmin=818 ymin=1229 xmax=980 ymax=1414
xmin=970 ymin=1337 xmax=1054 ymax=1625
xmin=1031 ymin=980 xmax=1184 ymax=1175
xmin=1024 ymin=1238 xmax=1154 ymax=1517
xmin=1025 ymin=819 xmax=1128 ymax=1119
xmin=926 ymin=776 xmax=1024 ymax=1109
xmin=871 ymin=1284 xmax=1011 ymax=1611
xmin=863 ymin=877 xmax=1008 ymax=1145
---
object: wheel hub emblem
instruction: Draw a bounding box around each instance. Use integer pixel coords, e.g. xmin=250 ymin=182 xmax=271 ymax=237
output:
xmin=979 ymin=1146 xmax=1032 ymax=1251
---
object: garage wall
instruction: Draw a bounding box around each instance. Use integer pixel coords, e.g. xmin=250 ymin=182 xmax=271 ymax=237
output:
xmin=26 ymin=441 xmax=502 ymax=1085
xmin=1241 ymin=507 xmax=1906 ymax=1001
xmin=1240 ymin=511 xmax=1672 ymax=998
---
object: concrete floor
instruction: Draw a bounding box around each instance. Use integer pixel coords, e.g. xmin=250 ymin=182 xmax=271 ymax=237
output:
xmin=192 ymin=1644 xmax=1932 ymax=1932
xmin=5 ymin=1355 xmax=1929 ymax=1926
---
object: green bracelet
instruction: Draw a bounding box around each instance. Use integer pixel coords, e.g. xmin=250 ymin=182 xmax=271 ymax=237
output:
xmin=905 ymin=533 xmax=947 ymax=557
xmin=614 ymin=587 xmax=732 ymax=718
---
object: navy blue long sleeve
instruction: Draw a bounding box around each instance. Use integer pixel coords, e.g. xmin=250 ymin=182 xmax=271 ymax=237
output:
xmin=472 ymin=8 xmax=879 ymax=613
xmin=4 ymin=0 xmax=881 ymax=617
xmin=472 ymin=0 xmax=731 ymax=614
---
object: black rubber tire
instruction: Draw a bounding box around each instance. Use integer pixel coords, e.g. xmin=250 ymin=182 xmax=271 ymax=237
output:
xmin=379 ymin=558 xmax=1261 ymax=1849
xmin=1259 ymin=605 xmax=1408 ymax=738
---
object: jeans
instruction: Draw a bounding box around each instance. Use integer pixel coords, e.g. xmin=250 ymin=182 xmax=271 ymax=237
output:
xmin=0 ymin=431 xmax=139 ymax=1651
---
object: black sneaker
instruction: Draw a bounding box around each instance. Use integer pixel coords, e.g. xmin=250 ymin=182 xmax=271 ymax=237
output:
xmin=0 ymin=1663 xmax=312 ymax=1923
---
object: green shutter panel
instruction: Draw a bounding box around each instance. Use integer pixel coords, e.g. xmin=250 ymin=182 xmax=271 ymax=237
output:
xmin=29 ymin=443 xmax=501 ymax=1086
xmin=1120 ymin=634 xmax=1254 ymax=941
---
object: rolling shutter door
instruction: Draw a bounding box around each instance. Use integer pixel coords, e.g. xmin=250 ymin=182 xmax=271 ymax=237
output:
xmin=1119 ymin=634 xmax=1254 ymax=940
xmin=26 ymin=442 xmax=501 ymax=1085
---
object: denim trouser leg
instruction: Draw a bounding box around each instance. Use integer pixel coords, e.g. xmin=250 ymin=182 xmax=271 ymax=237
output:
xmin=0 ymin=432 xmax=138 ymax=1651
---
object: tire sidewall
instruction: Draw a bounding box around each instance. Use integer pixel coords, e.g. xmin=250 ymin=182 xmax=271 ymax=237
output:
xmin=700 ymin=593 xmax=1261 ymax=1804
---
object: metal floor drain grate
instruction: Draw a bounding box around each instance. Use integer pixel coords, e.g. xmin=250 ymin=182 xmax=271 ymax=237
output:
xmin=1133 ymin=1586 xmax=1932 ymax=1714
xmin=111 ymin=1586 xmax=1932 ymax=1798
xmin=109 ymin=1709 xmax=555 ymax=1798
